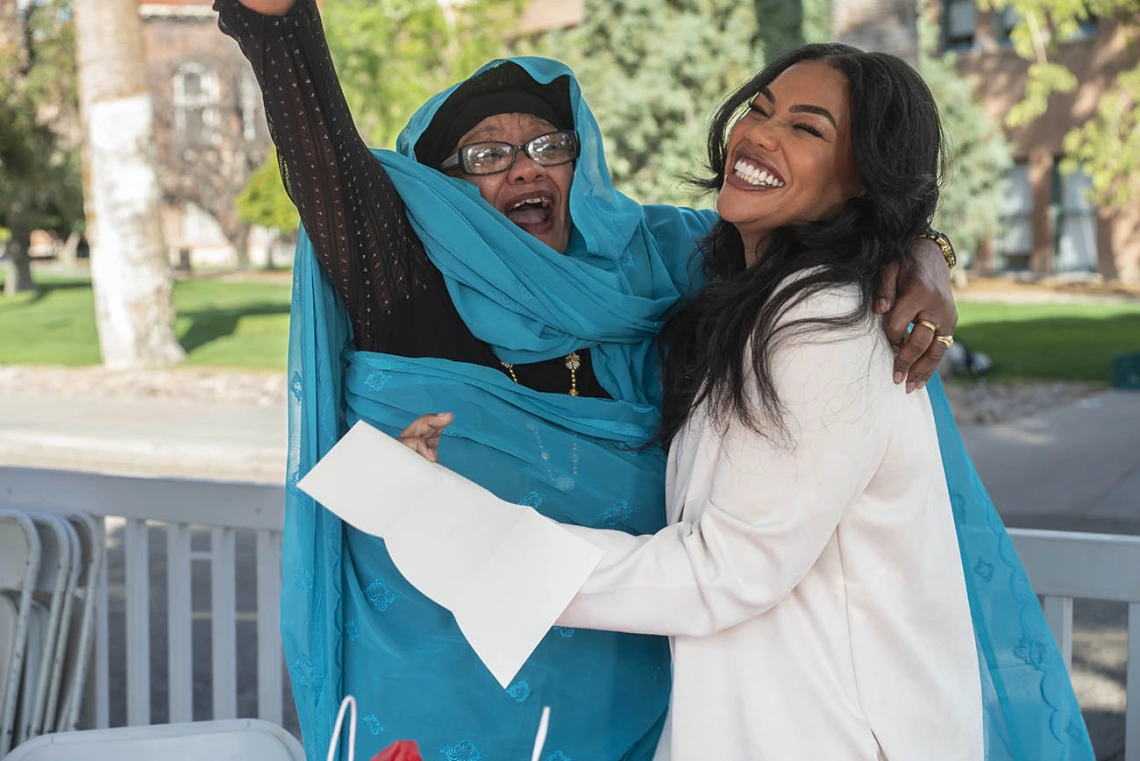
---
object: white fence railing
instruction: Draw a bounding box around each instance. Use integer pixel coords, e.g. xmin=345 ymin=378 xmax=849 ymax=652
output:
xmin=1 ymin=466 xmax=1138 ymax=758
xmin=0 ymin=468 xmax=287 ymax=731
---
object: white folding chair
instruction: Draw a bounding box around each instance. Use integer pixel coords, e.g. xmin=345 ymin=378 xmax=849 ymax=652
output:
xmin=2 ymin=719 xmax=306 ymax=761
xmin=0 ymin=511 xmax=41 ymax=756
xmin=35 ymin=520 xmax=80 ymax=738
xmin=21 ymin=516 xmax=74 ymax=742
xmin=46 ymin=514 xmax=102 ymax=733
xmin=12 ymin=601 xmax=45 ymax=745
xmin=0 ymin=597 xmax=20 ymax=750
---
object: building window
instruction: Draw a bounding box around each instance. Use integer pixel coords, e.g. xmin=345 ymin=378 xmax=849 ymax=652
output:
xmin=943 ymin=0 xmax=977 ymax=51
xmin=996 ymin=5 xmax=1020 ymax=46
xmin=1055 ymin=164 xmax=1097 ymax=272
xmin=173 ymin=63 xmax=221 ymax=146
xmin=995 ymin=161 xmax=1033 ymax=271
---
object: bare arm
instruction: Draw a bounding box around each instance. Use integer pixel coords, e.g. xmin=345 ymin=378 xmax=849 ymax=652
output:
xmin=877 ymin=238 xmax=958 ymax=390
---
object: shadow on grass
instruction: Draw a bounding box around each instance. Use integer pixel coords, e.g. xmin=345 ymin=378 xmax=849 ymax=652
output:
xmin=957 ymin=313 xmax=1140 ymax=382
xmin=0 ymin=278 xmax=93 ymax=308
xmin=178 ymin=302 xmax=291 ymax=354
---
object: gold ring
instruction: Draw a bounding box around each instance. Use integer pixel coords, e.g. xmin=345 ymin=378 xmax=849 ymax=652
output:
xmin=913 ymin=319 xmax=938 ymax=334
xmin=935 ymin=335 xmax=954 ymax=349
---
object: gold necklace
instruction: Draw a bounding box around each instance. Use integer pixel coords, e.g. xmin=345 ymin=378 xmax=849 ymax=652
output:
xmin=500 ymin=352 xmax=581 ymax=396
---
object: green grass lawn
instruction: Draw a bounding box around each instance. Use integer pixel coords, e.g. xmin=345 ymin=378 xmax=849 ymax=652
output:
xmin=955 ymin=300 xmax=1140 ymax=382
xmin=2 ymin=273 xmax=1138 ymax=381
xmin=0 ymin=274 xmax=291 ymax=370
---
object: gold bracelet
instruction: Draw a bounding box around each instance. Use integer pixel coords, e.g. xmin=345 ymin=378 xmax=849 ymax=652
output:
xmin=919 ymin=232 xmax=957 ymax=270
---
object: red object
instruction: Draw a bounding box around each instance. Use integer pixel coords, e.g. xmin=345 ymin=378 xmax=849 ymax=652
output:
xmin=371 ymin=740 xmax=423 ymax=761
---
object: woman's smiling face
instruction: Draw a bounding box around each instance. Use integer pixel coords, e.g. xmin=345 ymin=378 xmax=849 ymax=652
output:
xmin=448 ymin=112 xmax=574 ymax=254
xmin=717 ymin=60 xmax=865 ymax=258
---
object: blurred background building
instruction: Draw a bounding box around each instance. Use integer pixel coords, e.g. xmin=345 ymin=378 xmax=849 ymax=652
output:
xmin=36 ymin=0 xmax=1129 ymax=283
xmin=938 ymin=1 xmax=1140 ymax=282
xmin=140 ymin=0 xmax=273 ymax=270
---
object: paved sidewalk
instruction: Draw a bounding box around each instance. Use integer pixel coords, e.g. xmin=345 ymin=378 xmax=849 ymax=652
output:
xmin=0 ymin=392 xmax=286 ymax=482
xmin=959 ymin=390 xmax=1140 ymax=536
xmin=4 ymin=387 xmax=1136 ymax=522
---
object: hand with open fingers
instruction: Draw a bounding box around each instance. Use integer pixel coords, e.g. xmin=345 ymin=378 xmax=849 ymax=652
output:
xmin=874 ymin=238 xmax=958 ymax=393
xmin=397 ymin=412 xmax=454 ymax=463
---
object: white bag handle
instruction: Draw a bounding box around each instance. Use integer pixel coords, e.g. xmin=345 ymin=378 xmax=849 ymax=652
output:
xmin=530 ymin=706 xmax=551 ymax=761
xmin=326 ymin=695 xmax=548 ymax=761
xmin=327 ymin=696 xmax=358 ymax=761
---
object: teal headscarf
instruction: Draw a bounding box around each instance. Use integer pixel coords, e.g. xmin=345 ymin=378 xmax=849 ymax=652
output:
xmin=282 ymin=55 xmax=1092 ymax=761
xmin=384 ymin=57 xmax=715 ymax=403
xmin=283 ymin=56 xmax=715 ymax=761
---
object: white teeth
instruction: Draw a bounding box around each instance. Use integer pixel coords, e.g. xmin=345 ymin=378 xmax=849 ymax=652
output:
xmin=511 ymin=196 xmax=547 ymax=210
xmin=733 ymin=159 xmax=784 ymax=188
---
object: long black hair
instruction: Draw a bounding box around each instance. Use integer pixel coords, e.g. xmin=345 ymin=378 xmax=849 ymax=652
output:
xmin=658 ymin=43 xmax=944 ymax=444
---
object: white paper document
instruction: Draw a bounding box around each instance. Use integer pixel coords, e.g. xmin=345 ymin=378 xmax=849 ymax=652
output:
xmin=297 ymin=421 xmax=604 ymax=688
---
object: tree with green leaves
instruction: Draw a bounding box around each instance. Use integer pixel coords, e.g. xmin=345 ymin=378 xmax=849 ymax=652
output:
xmin=526 ymin=0 xmax=761 ymax=207
xmin=1059 ymin=38 xmax=1139 ymax=207
xmin=0 ymin=0 xmax=84 ymax=295
xmin=235 ymin=0 xmax=520 ymax=234
xmin=754 ymin=0 xmax=832 ymax=59
xmin=976 ymin=0 xmax=1140 ymax=206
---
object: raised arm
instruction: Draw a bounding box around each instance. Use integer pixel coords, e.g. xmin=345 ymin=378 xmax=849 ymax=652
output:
xmin=216 ymin=0 xmax=429 ymax=351
xmin=555 ymin=287 xmax=896 ymax=637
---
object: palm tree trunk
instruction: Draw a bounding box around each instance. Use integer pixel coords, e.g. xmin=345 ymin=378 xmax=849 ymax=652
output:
xmin=74 ymin=0 xmax=185 ymax=368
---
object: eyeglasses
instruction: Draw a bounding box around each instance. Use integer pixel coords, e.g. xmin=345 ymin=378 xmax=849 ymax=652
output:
xmin=439 ymin=130 xmax=580 ymax=176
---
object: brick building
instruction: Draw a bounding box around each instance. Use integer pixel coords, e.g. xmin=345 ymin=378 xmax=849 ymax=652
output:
xmin=935 ymin=2 xmax=1140 ymax=282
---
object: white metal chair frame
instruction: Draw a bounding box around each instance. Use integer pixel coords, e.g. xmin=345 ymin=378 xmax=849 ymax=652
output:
xmin=23 ymin=516 xmax=77 ymax=742
xmin=1 ymin=719 xmax=306 ymax=761
xmin=35 ymin=520 xmax=80 ymax=737
xmin=12 ymin=600 xmax=45 ymax=747
xmin=0 ymin=597 xmax=21 ymax=755
xmin=47 ymin=515 xmax=103 ymax=733
xmin=0 ymin=511 xmax=42 ymax=757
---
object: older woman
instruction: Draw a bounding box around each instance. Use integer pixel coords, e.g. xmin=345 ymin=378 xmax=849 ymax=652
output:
xmin=221 ymin=1 xmax=963 ymax=759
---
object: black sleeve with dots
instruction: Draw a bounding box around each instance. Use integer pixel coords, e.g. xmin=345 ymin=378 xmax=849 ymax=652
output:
xmin=215 ymin=0 xmax=439 ymax=354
